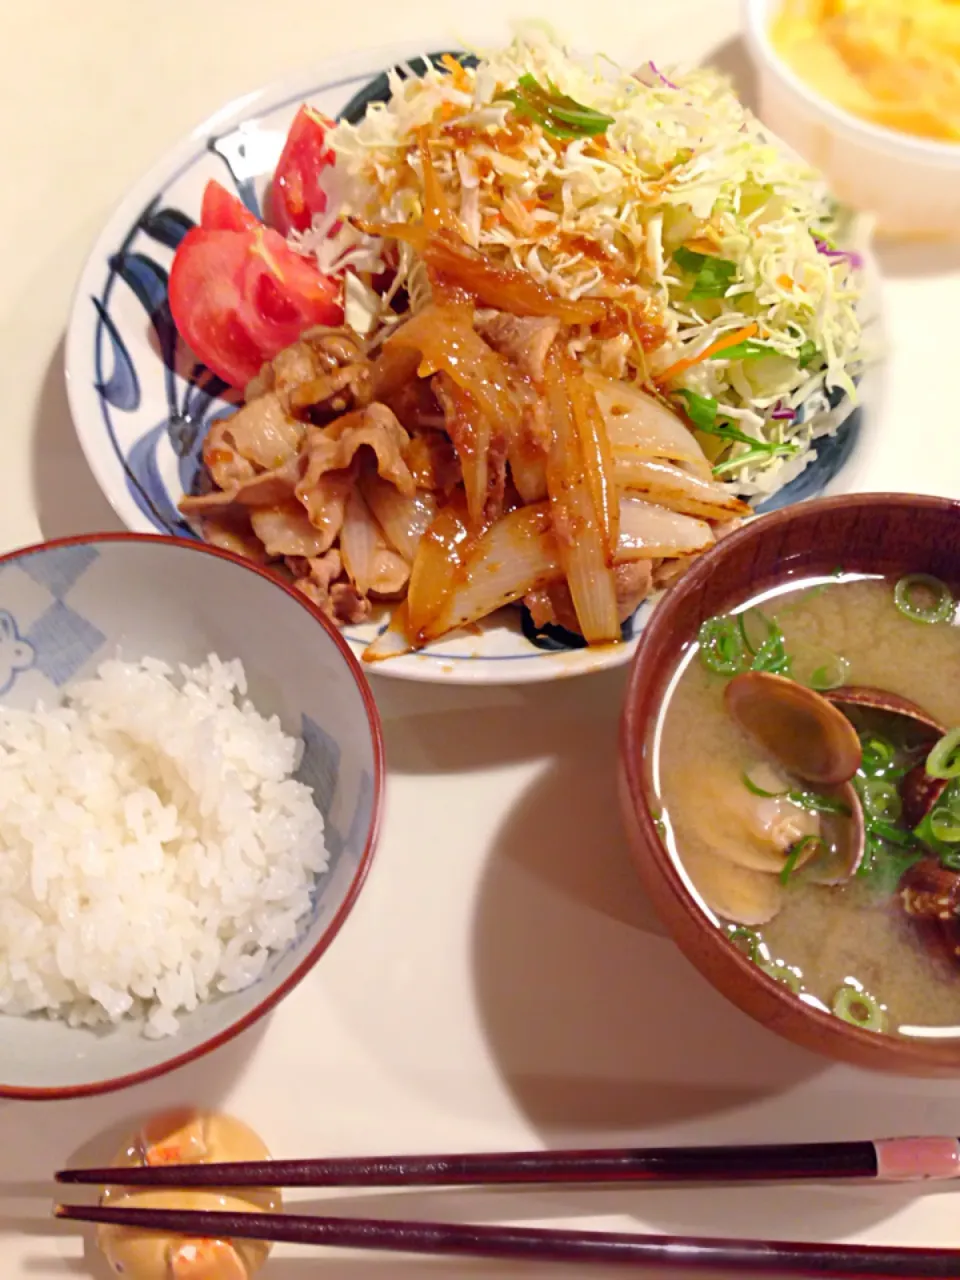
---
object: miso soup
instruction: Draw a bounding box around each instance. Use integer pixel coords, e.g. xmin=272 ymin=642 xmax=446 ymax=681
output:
xmin=652 ymin=572 xmax=960 ymax=1038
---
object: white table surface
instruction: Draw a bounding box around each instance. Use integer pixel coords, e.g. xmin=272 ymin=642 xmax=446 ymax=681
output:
xmin=2 ymin=1 xmax=960 ymax=1276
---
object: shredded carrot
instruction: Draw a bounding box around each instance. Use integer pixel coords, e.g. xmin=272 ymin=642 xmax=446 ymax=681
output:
xmin=440 ymin=54 xmax=471 ymax=91
xmin=655 ymin=323 xmax=759 ymax=384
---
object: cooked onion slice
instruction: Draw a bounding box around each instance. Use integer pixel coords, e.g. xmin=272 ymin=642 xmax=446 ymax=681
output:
xmin=422 ymin=503 xmax=562 ymax=640
xmin=589 ymin=373 xmax=713 ymax=479
xmin=385 ymin=304 xmax=524 ymax=434
xmin=544 ymin=350 xmax=620 ymax=644
xmin=508 ymin=441 xmax=549 ymax=505
xmin=615 ymin=457 xmax=750 ymax=521
xmin=567 ymin=357 xmax=619 ymax=555
xmin=363 ymin=601 xmax=415 ymax=664
xmin=436 ymin=377 xmax=497 ymax=529
xmin=340 ymin=488 xmax=410 ymax=597
xmin=406 ymin=504 xmax=474 ymax=637
xmin=359 ymin=473 xmax=437 ymax=562
xmin=617 ymin=496 xmax=715 ymax=560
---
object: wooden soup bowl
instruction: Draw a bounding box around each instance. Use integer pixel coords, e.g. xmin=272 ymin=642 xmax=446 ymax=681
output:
xmin=619 ymin=493 xmax=960 ymax=1076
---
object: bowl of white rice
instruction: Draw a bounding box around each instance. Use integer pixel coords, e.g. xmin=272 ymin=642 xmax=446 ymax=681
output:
xmin=0 ymin=532 xmax=383 ymax=1098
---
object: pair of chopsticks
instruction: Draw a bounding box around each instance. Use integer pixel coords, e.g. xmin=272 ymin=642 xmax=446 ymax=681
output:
xmin=56 ymin=1135 xmax=960 ymax=1276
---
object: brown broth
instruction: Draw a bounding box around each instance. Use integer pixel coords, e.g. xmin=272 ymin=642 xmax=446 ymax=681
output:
xmin=653 ymin=575 xmax=960 ymax=1036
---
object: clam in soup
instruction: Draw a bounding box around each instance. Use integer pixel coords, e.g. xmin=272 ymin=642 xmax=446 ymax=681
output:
xmin=652 ymin=572 xmax=960 ymax=1037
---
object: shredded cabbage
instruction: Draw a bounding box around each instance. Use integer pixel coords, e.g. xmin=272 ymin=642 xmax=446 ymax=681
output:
xmin=324 ymin=24 xmax=868 ymax=499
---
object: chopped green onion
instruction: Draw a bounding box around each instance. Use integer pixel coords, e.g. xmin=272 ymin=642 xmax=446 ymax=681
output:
xmin=893 ymin=574 xmax=955 ymax=625
xmin=742 ymin=772 xmax=849 ymax=816
xmin=930 ymin=808 xmax=960 ymax=844
xmin=832 ymin=985 xmax=886 ymax=1033
xmin=699 ymin=609 xmax=792 ymax=677
xmin=943 ymin=780 xmax=960 ymax=819
xmin=914 ymin=784 xmax=960 ymax=864
xmin=500 ymin=75 xmax=614 ymax=139
xmin=758 ymin=959 xmax=802 ymax=993
xmin=737 ymin=609 xmax=773 ymax=655
xmin=927 ymin=728 xmax=960 ymax=779
xmin=789 ymin=790 xmax=851 ymax=816
xmin=808 ymin=655 xmax=850 ymax=691
xmin=780 ymin=835 xmax=822 ymax=885
xmin=859 ymin=733 xmax=896 ymax=777
xmin=797 ymin=339 xmax=819 ymax=369
xmin=727 ymin=926 xmax=761 ymax=963
xmin=751 ymin=635 xmax=792 ymax=676
xmin=698 ymin=615 xmax=750 ymax=675
xmin=859 ymin=779 xmax=902 ymax=823
xmin=708 ymin=339 xmax=771 ymax=361
xmin=742 ymin=770 xmax=788 ymax=799
xmin=866 ymin=817 xmax=914 ymax=847
xmin=673 ymin=247 xmax=738 ymax=300
xmin=736 ymin=610 xmax=791 ymax=674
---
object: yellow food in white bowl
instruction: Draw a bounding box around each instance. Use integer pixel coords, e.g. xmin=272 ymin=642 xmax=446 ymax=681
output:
xmin=745 ymin=0 xmax=960 ymax=239
xmin=772 ymin=0 xmax=960 ymax=143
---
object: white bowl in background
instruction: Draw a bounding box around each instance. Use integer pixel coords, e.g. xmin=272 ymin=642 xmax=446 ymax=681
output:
xmin=0 ymin=533 xmax=384 ymax=1098
xmin=743 ymin=0 xmax=960 ymax=239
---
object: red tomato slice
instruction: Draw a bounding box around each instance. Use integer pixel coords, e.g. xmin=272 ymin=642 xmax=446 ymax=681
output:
xmin=268 ymin=105 xmax=336 ymax=236
xmin=169 ymin=226 xmax=344 ymax=388
xmin=200 ymin=179 xmax=260 ymax=233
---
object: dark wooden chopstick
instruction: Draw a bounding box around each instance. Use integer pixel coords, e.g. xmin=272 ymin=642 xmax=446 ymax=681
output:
xmin=54 ymin=1135 xmax=960 ymax=1189
xmin=54 ymin=1203 xmax=960 ymax=1277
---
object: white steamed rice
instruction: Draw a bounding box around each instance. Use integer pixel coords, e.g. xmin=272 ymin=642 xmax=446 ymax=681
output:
xmin=0 ymin=655 xmax=327 ymax=1038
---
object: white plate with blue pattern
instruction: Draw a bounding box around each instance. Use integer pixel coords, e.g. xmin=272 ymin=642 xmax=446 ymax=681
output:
xmin=64 ymin=42 xmax=879 ymax=685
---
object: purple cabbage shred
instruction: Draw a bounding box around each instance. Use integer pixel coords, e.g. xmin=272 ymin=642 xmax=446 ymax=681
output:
xmin=648 ymin=60 xmax=679 ymax=90
xmin=812 ymin=235 xmax=863 ymax=270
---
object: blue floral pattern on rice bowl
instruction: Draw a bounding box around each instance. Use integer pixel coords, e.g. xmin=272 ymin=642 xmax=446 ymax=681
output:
xmin=0 ymin=536 xmax=381 ymax=1094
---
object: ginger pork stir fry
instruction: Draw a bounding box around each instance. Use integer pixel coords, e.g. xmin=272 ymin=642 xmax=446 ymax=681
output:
xmin=175 ymin=28 xmax=866 ymax=657
xmin=181 ymin=300 xmax=747 ymax=655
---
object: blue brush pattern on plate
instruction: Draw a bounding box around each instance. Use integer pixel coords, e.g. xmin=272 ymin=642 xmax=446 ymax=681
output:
xmin=88 ymin=58 xmax=865 ymax=659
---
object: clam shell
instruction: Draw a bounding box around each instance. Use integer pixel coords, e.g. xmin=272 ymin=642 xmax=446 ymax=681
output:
xmin=725 ymin=672 xmax=862 ymax=787
xmin=824 ymin=687 xmax=945 ymax=738
xmin=899 ymin=857 xmax=960 ymax=972
xmin=803 ymin=780 xmax=866 ymax=885
xmin=900 ymin=762 xmax=949 ymax=830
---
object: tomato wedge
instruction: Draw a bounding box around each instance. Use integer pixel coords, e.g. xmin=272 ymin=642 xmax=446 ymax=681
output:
xmin=200 ymin=179 xmax=260 ymax=233
xmin=169 ymin=226 xmax=344 ymax=388
xmin=268 ymin=104 xmax=336 ymax=236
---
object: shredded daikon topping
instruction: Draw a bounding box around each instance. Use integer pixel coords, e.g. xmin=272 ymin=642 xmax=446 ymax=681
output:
xmin=325 ymin=23 xmax=868 ymax=498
